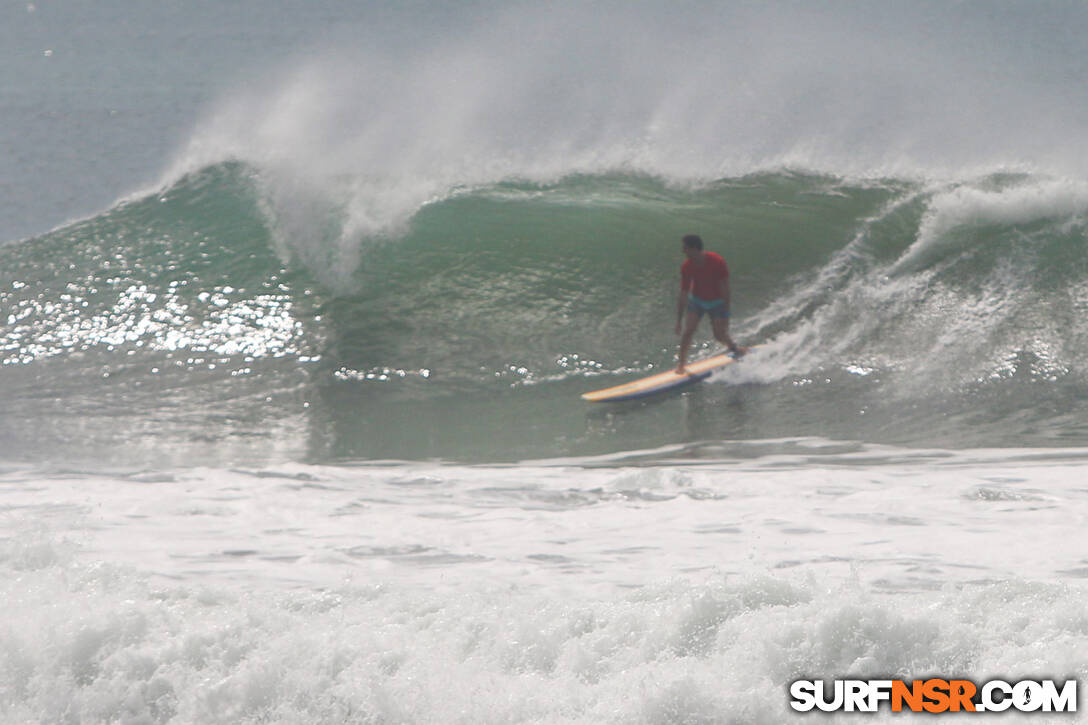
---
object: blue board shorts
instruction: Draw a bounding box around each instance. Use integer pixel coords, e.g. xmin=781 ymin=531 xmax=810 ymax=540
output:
xmin=687 ymin=294 xmax=730 ymax=319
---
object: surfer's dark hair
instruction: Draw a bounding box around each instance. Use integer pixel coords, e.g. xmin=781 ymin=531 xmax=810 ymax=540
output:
xmin=682 ymin=234 xmax=704 ymax=250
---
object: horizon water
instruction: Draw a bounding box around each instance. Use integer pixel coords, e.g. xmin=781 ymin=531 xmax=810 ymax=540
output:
xmin=3 ymin=2 xmax=1088 ymax=722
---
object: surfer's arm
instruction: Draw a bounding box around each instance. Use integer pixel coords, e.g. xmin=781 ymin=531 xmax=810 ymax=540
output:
xmin=719 ymin=276 xmax=731 ymax=317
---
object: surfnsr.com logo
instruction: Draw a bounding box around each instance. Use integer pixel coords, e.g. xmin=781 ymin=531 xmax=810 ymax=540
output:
xmin=789 ymin=678 xmax=1077 ymax=714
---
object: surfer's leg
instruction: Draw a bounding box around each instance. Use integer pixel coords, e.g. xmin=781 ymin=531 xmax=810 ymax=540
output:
xmin=711 ymin=317 xmax=745 ymax=356
xmin=677 ymin=310 xmax=701 ymax=373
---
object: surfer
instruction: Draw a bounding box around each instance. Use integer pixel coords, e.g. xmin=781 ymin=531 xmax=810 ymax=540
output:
xmin=675 ymin=234 xmax=746 ymax=373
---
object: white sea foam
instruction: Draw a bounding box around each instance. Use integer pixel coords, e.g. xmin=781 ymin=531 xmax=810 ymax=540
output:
xmin=720 ymin=173 xmax=1088 ymax=399
xmin=2 ymin=447 xmax=1087 ymax=722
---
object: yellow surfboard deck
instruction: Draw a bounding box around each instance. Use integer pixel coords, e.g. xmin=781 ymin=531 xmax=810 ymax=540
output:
xmin=581 ymin=347 xmax=755 ymax=402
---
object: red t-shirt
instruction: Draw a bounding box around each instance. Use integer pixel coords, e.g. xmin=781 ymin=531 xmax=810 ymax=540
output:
xmin=680 ymin=252 xmax=729 ymax=300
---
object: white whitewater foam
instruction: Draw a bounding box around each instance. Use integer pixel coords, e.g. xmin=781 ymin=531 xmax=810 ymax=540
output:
xmin=1 ymin=445 xmax=1086 ymax=722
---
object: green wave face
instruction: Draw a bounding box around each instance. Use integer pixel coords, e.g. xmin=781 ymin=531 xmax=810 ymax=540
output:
xmin=3 ymin=166 xmax=1087 ymax=464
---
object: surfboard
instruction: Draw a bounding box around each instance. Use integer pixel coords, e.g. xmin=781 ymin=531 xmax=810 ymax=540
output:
xmin=581 ymin=347 xmax=755 ymax=402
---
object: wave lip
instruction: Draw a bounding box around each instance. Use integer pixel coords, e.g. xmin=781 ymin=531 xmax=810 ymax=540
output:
xmin=895 ymin=176 xmax=1088 ymax=275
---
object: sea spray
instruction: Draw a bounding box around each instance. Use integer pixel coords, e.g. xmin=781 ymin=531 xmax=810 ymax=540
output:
xmin=153 ymin=2 xmax=1088 ymax=291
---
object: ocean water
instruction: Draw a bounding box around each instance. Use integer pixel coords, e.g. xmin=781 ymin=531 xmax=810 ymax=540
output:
xmin=3 ymin=2 xmax=1088 ymax=722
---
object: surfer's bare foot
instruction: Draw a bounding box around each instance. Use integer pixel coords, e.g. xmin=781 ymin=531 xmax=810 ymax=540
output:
xmin=730 ymin=345 xmax=749 ymax=357
xmin=675 ymin=364 xmax=687 ymax=374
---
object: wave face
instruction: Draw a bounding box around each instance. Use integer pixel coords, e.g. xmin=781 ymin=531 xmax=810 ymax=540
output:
xmin=2 ymin=165 xmax=1087 ymax=464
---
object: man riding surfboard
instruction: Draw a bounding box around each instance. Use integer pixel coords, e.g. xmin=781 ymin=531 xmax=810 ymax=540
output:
xmin=675 ymin=234 xmax=747 ymax=373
